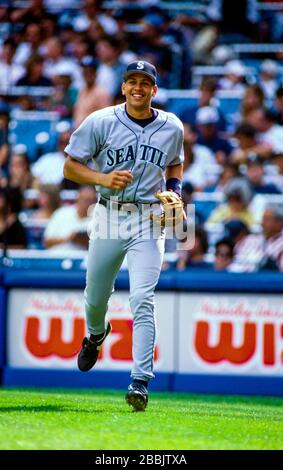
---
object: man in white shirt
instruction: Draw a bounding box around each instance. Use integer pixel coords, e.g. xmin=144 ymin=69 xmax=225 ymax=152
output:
xmin=44 ymin=186 xmax=96 ymax=251
xmin=230 ymin=206 xmax=283 ymax=272
xmin=247 ymin=108 xmax=283 ymax=152
xmin=32 ymin=130 xmax=72 ymax=185
xmin=182 ymin=122 xmax=220 ymax=190
xmin=0 ymin=38 xmax=25 ymax=92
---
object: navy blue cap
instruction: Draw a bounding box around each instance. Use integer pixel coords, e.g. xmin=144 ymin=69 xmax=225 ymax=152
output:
xmin=81 ymin=56 xmax=99 ymax=69
xmin=124 ymin=60 xmax=157 ymax=84
xmin=224 ymin=219 xmax=249 ymax=239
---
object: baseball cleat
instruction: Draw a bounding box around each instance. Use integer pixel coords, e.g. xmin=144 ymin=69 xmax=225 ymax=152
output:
xmin=77 ymin=322 xmax=111 ymax=372
xmin=125 ymin=382 xmax=148 ymax=412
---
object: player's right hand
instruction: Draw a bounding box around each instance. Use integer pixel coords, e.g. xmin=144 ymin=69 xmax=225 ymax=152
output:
xmin=100 ymin=170 xmax=133 ymax=190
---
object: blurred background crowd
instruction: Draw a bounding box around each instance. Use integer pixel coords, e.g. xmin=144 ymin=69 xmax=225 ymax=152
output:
xmin=1 ymin=0 xmax=283 ymax=273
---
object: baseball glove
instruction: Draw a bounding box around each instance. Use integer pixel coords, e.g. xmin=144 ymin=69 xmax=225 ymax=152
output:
xmin=153 ymin=190 xmax=184 ymax=227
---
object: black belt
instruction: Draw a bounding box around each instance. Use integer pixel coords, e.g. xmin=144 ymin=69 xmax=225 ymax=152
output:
xmin=99 ymin=198 xmax=156 ymax=210
xmin=99 ymin=198 xmax=138 ymax=210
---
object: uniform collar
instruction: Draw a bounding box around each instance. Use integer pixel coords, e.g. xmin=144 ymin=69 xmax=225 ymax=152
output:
xmin=114 ymin=103 xmax=166 ymax=133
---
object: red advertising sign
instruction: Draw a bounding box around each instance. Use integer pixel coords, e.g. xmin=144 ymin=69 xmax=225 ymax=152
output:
xmin=179 ymin=294 xmax=283 ymax=375
xmin=7 ymin=289 xmax=175 ymax=371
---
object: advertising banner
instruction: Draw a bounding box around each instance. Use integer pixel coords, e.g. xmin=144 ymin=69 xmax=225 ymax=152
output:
xmin=7 ymin=289 xmax=176 ymax=372
xmin=178 ymin=293 xmax=283 ymax=376
xmin=0 ymin=287 xmax=6 ymax=367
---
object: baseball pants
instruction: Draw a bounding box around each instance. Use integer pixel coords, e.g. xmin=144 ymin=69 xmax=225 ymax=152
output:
xmin=84 ymin=202 xmax=165 ymax=381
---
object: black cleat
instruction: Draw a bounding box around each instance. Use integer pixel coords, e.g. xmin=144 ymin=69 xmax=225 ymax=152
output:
xmin=77 ymin=322 xmax=111 ymax=372
xmin=125 ymin=382 xmax=148 ymax=412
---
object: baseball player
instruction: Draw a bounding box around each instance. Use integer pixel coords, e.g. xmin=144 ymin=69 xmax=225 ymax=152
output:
xmin=64 ymin=60 xmax=184 ymax=411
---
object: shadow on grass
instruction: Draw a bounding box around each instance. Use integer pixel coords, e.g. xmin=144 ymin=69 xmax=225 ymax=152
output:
xmin=0 ymin=405 xmax=125 ymax=414
xmin=1 ymin=387 xmax=283 ymax=409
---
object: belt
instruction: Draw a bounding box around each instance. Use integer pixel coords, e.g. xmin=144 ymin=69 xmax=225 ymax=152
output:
xmin=99 ymin=197 xmax=156 ymax=211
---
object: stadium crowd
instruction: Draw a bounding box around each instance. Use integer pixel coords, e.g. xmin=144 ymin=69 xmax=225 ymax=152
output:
xmin=1 ymin=0 xmax=283 ymax=272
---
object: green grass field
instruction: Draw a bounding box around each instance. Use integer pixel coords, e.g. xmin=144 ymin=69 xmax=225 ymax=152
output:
xmin=0 ymin=388 xmax=282 ymax=450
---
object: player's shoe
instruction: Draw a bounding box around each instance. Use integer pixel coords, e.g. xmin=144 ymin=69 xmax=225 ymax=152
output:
xmin=125 ymin=382 xmax=148 ymax=412
xmin=77 ymin=322 xmax=112 ymax=372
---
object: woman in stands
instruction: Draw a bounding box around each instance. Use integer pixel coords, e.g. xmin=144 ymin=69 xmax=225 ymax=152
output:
xmin=31 ymin=184 xmax=61 ymax=220
xmin=0 ymin=186 xmax=27 ymax=249
xmin=2 ymin=152 xmax=39 ymax=192
xmin=240 ymin=84 xmax=265 ymax=122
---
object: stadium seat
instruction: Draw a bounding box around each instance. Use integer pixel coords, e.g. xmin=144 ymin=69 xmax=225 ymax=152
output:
xmin=9 ymin=110 xmax=59 ymax=162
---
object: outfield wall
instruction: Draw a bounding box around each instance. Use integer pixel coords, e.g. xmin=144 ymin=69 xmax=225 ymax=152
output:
xmin=0 ymin=266 xmax=283 ymax=396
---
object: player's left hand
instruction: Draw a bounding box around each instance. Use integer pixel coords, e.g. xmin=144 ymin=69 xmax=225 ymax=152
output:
xmin=154 ymin=190 xmax=185 ymax=227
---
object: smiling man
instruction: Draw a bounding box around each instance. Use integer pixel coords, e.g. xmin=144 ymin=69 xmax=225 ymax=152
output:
xmin=63 ymin=60 xmax=184 ymax=412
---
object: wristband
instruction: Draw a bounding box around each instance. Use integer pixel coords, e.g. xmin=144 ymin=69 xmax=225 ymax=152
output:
xmin=166 ymin=178 xmax=182 ymax=197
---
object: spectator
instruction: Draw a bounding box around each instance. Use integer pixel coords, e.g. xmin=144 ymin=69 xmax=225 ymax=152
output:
xmin=40 ymin=13 xmax=58 ymax=42
xmin=86 ymin=18 xmax=108 ymax=45
xmin=11 ymin=0 xmax=47 ymax=25
xmin=230 ymin=122 xmax=272 ymax=164
xmin=68 ymin=36 xmax=91 ymax=64
xmin=43 ymin=37 xmax=83 ymax=90
xmin=72 ymin=0 xmax=118 ymax=35
xmin=195 ymin=106 xmax=233 ymax=163
xmin=164 ymin=180 xmax=205 ymax=260
xmin=182 ymin=181 xmax=204 ymax=226
xmin=0 ymin=107 xmax=9 ymax=171
xmin=240 ymin=84 xmax=265 ymax=122
xmin=48 ymin=64 xmax=78 ymax=118
xmin=74 ymin=56 xmax=112 ymax=127
xmin=231 ymin=206 xmax=283 ymax=272
xmin=207 ymin=162 xmax=240 ymax=192
xmin=224 ymin=218 xmax=250 ymax=254
xmin=182 ymin=123 xmax=220 ymax=190
xmin=245 ymin=153 xmax=281 ymax=194
xmin=272 ymin=148 xmax=283 ymax=191
xmin=32 ymin=130 xmax=72 ymax=186
xmin=15 ymin=55 xmax=53 ymax=87
xmin=258 ymin=60 xmax=280 ymax=101
xmin=213 ymin=237 xmax=234 ymax=271
xmin=0 ymin=186 xmax=27 ymax=249
xmin=180 ymin=77 xmax=227 ymax=132
xmin=272 ymin=85 xmax=283 ymax=126
xmin=207 ymin=177 xmax=255 ymax=227
xmin=44 ymin=186 xmax=96 ymax=251
xmin=31 ymin=184 xmax=61 ymax=221
xmin=95 ymin=36 xmax=126 ymax=98
xmin=134 ymin=12 xmax=179 ymax=88
xmin=246 ymin=108 xmax=283 ymax=152
xmin=13 ymin=23 xmax=42 ymax=66
xmin=218 ymin=60 xmax=247 ymax=92
xmin=176 ymin=226 xmax=210 ymax=270
xmin=4 ymin=153 xmax=39 ymax=191
xmin=0 ymin=38 xmax=25 ymax=92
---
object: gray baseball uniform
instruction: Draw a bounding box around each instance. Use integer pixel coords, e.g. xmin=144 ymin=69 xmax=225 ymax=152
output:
xmin=65 ymin=103 xmax=184 ymax=381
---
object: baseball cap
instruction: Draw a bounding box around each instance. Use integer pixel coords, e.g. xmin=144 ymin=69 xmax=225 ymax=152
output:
xmin=52 ymin=62 xmax=74 ymax=76
xmin=224 ymin=60 xmax=246 ymax=77
xmin=124 ymin=61 xmax=157 ymax=84
xmin=81 ymin=56 xmax=99 ymax=69
xmin=196 ymin=106 xmax=219 ymax=125
xmin=260 ymin=59 xmax=278 ymax=76
xmin=143 ymin=13 xmax=164 ymax=28
xmin=224 ymin=219 xmax=249 ymax=239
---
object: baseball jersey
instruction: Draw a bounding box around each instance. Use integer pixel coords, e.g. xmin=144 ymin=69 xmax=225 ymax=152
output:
xmin=65 ymin=103 xmax=184 ymax=203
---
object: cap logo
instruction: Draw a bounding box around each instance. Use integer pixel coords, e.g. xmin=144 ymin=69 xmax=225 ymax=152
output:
xmin=137 ymin=61 xmax=145 ymax=70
